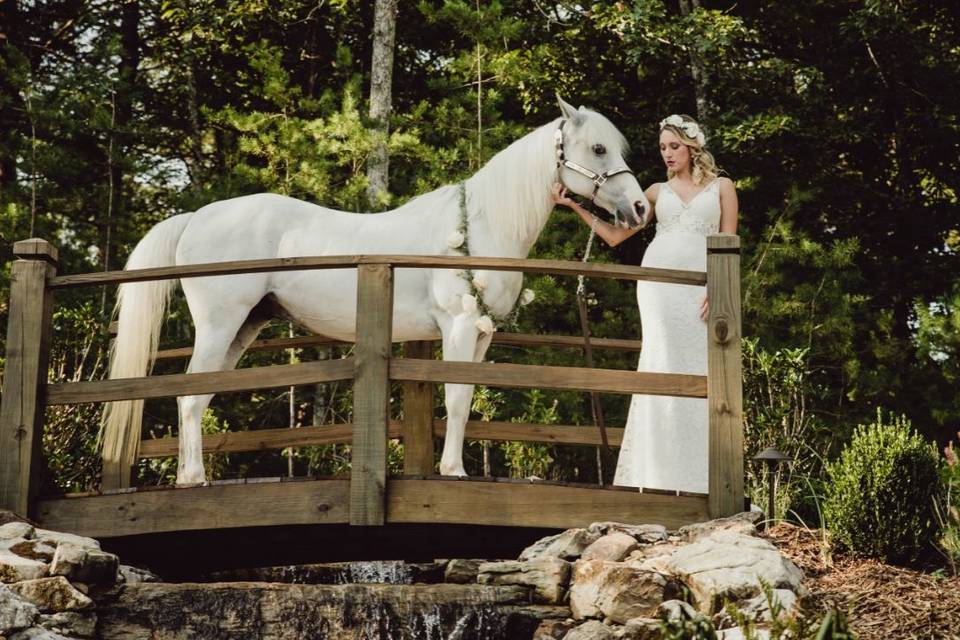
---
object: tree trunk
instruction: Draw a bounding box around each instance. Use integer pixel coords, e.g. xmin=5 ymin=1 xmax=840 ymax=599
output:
xmin=366 ymin=0 xmax=398 ymax=209
xmin=106 ymin=0 xmax=140 ymax=273
xmin=678 ymin=0 xmax=709 ymax=122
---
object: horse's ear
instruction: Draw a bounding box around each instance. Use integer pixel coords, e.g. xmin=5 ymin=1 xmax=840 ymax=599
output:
xmin=556 ymin=94 xmax=581 ymax=123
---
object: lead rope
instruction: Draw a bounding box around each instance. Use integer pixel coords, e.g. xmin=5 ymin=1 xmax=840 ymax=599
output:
xmin=575 ymin=218 xmax=612 ymax=485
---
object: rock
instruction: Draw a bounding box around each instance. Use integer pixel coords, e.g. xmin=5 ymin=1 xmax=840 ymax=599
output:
xmin=581 ymin=533 xmax=639 ymax=562
xmin=658 ymin=529 xmax=805 ymax=614
xmin=714 ymin=588 xmax=798 ymax=628
xmin=569 ymin=560 xmax=665 ymax=622
xmin=615 ymin=617 xmax=661 ymax=640
xmin=118 ymin=564 xmax=160 ymax=584
xmin=443 ymin=558 xmax=484 ymax=584
xmin=0 ymin=550 xmax=50 ymax=583
xmin=33 ymin=529 xmax=100 ymax=551
xmin=8 ymin=628 xmax=75 ymax=640
xmin=38 ymin=611 xmax=97 ymax=638
xmin=478 ymin=558 xmax=571 ymax=604
xmin=717 ymin=628 xmax=770 ymax=639
xmin=588 ymin=523 xmax=668 ymax=544
xmin=657 ymin=599 xmax=699 ymax=622
xmin=50 ymin=543 xmax=118 ymax=585
xmin=563 ymin=619 xmax=616 ymax=640
xmin=626 ymin=543 xmax=680 ymax=574
xmin=678 ymin=511 xmax=761 ymax=541
xmin=520 ymin=528 xmax=601 ymax=562
xmin=8 ymin=576 xmax=95 ymax=613
xmin=0 ymin=522 xmax=35 ymax=540
xmin=533 ymin=618 xmax=574 ymax=639
xmin=0 ymin=585 xmax=40 ymax=634
xmin=9 ymin=539 xmax=57 ymax=563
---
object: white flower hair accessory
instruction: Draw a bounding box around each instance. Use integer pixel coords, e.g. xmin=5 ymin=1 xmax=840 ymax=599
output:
xmin=659 ymin=114 xmax=707 ymax=146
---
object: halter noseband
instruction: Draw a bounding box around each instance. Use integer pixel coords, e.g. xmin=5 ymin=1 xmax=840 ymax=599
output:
xmin=554 ymin=119 xmax=635 ymax=205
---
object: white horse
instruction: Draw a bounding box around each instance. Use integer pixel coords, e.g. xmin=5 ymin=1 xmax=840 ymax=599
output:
xmin=102 ymin=96 xmax=649 ymax=485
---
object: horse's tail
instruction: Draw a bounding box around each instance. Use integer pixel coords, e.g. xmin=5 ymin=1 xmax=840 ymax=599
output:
xmin=100 ymin=212 xmax=193 ymax=485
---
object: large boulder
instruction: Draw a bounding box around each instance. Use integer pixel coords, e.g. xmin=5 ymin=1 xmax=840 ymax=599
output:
xmin=50 ymin=543 xmax=119 ymax=585
xmin=580 ymin=533 xmax=638 ymax=563
xmin=677 ymin=512 xmax=761 ymax=541
xmin=656 ymin=529 xmax=805 ymax=613
xmin=569 ymin=560 xmax=666 ymax=623
xmin=477 ymin=558 xmax=571 ymax=604
xmin=520 ymin=529 xmax=601 ymax=562
xmin=0 ymin=585 xmax=40 ymax=634
xmin=0 ymin=551 xmax=49 ymax=583
xmin=563 ymin=619 xmax=616 ymax=640
xmin=588 ymin=523 xmax=668 ymax=544
xmin=8 ymin=577 xmax=95 ymax=613
xmin=443 ymin=559 xmax=485 ymax=584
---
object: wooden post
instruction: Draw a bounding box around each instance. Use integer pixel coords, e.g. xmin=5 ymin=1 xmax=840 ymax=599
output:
xmin=707 ymin=234 xmax=744 ymax=518
xmin=402 ymin=341 xmax=435 ymax=475
xmin=350 ymin=264 xmax=393 ymax=525
xmin=0 ymin=239 xmax=58 ymax=517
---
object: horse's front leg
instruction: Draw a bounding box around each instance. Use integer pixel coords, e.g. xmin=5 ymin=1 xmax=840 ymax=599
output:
xmin=439 ymin=312 xmax=488 ymax=476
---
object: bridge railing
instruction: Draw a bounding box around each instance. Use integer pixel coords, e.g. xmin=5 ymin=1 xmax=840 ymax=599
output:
xmin=0 ymin=236 xmax=742 ymax=525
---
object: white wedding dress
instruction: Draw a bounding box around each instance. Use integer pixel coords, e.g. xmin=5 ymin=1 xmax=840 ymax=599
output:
xmin=614 ymin=178 xmax=721 ymax=494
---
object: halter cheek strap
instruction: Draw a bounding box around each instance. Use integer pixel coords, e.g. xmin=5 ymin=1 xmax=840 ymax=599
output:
xmin=554 ymin=119 xmax=635 ymax=203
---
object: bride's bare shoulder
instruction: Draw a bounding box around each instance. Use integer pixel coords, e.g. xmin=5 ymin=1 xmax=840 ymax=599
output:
xmin=645 ymin=182 xmax=664 ymax=203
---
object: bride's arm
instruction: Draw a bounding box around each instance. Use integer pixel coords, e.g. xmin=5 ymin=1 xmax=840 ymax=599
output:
xmin=718 ymin=177 xmax=739 ymax=233
xmin=551 ymin=183 xmax=658 ymax=248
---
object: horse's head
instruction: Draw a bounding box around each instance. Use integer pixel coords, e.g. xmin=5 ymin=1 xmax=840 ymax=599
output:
xmin=555 ymin=96 xmax=649 ymax=228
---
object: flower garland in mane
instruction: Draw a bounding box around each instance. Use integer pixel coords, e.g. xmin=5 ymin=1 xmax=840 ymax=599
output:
xmin=448 ymin=182 xmax=535 ymax=334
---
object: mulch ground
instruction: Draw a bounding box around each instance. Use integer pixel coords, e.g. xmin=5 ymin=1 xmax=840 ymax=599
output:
xmin=764 ymin=523 xmax=960 ymax=640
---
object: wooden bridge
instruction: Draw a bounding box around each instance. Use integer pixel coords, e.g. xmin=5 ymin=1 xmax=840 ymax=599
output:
xmin=0 ymin=235 xmax=743 ymax=552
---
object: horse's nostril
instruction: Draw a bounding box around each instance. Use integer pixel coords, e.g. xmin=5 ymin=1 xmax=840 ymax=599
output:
xmin=634 ymin=201 xmax=646 ymax=216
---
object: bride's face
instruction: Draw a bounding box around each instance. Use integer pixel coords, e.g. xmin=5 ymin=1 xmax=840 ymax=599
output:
xmin=659 ymin=129 xmax=691 ymax=174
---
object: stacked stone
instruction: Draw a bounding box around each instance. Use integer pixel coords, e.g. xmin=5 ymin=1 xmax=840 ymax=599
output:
xmin=475 ymin=512 xmax=807 ymax=640
xmin=0 ymin=517 xmax=121 ymax=640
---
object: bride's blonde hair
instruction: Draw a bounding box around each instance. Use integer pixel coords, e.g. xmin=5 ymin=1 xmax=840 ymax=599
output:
xmin=659 ymin=114 xmax=720 ymax=185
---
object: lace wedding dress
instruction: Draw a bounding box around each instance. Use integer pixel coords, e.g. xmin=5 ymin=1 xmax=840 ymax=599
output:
xmin=613 ymin=178 xmax=721 ymax=493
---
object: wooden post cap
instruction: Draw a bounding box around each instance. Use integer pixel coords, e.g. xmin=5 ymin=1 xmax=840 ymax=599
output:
xmin=706 ymin=234 xmax=740 ymax=252
xmin=13 ymin=239 xmax=59 ymax=264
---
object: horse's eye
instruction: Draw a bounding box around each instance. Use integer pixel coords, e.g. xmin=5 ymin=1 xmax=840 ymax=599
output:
xmin=592 ymin=144 xmax=606 ymax=155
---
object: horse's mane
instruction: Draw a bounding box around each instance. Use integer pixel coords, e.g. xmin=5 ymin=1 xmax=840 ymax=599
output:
xmin=468 ymin=110 xmax=629 ymax=251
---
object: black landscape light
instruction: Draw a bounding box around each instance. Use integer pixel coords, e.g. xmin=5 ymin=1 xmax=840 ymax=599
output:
xmin=752 ymin=447 xmax=791 ymax=530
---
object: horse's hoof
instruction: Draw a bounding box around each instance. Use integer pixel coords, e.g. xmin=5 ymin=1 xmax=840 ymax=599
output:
xmin=439 ymin=464 xmax=468 ymax=477
xmin=175 ymin=476 xmax=208 ymax=487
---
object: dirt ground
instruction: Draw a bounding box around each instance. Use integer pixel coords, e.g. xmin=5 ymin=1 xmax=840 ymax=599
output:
xmin=763 ymin=523 xmax=960 ymax=640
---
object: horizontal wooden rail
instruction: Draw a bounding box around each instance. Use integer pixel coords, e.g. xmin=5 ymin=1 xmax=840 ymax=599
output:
xmin=137 ymin=420 xmax=625 ymax=459
xmin=35 ymin=478 xmax=709 ymax=537
xmin=153 ymin=332 xmax=643 ymax=361
xmin=49 ymin=254 xmax=706 ymax=289
xmin=390 ymin=360 xmax=707 ymax=397
xmin=46 ymin=358 xmax=355 ymax=405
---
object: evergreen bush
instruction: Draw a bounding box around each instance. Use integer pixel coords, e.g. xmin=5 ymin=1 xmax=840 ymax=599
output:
xmin=823 ymin=410 xmax=943 ymax=563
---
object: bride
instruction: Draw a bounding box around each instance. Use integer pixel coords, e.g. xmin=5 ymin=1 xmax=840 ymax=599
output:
xmin=551 ymin=113 xmax=739 ymax=493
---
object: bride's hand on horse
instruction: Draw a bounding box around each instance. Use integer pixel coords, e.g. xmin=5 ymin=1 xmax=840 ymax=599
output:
xmin=551 ymin=182 xmax=576 ymax=208
xmin=700 ymin=295 xmax=709 ymax=322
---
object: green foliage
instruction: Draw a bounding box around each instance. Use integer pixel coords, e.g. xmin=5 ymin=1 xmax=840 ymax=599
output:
xmin=501 ymin=389 xmax=558 ymax=480
xmin=824 ymin=410 xmax=944 ymax=563
xmin=936 ymin=432 xmax=960 ymax=574
xmin=137 ymin=409 xmax=232 ymax=485
xmin=658 ymin=582 xmax=855 ymax=639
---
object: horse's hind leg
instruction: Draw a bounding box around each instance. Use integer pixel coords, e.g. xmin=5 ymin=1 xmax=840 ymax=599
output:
xmin=176 ymin=299 xmax=270 ymax=485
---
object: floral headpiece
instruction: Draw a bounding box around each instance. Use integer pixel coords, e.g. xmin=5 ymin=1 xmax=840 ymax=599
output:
xmin=659 ymin=114 xmax=706 ymax=146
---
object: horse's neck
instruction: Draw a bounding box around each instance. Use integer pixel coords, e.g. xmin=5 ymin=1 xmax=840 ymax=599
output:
xmin=465 ymin=121 xmax=558 ymax=257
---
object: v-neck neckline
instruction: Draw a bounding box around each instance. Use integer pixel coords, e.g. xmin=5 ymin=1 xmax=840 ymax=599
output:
xmin=664 ymin=179 xmax=716 ymax=208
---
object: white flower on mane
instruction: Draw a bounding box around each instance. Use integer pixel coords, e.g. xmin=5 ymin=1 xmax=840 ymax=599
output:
xmin=475 ymin=316 xmax=495 ymax=334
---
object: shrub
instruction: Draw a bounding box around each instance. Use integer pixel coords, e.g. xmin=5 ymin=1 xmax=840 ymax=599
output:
xmin=823 ymin=409 xmax=943 ymax=563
